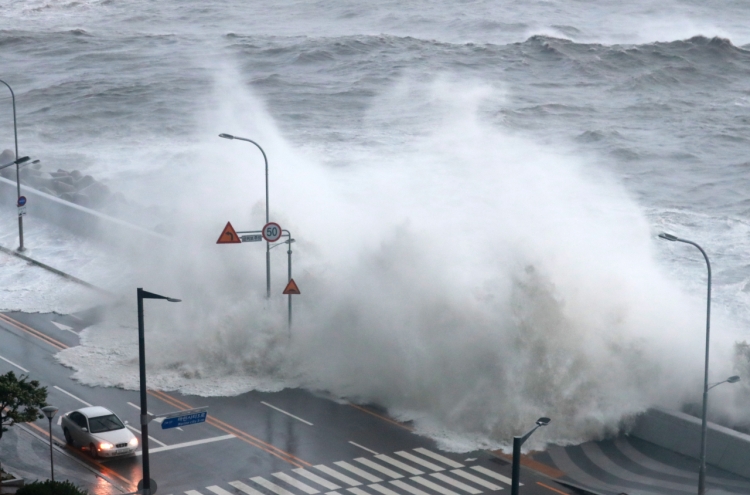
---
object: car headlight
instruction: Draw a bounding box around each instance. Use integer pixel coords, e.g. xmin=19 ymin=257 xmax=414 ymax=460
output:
xmin=129 ymin=437 xmax=138 ymax=447
xmin=99 ymin=442 xmax=114 ymax=450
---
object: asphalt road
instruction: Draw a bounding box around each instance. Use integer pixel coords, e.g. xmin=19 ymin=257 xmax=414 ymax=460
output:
xmin=0 ymin=311 xmax=572 ymax=495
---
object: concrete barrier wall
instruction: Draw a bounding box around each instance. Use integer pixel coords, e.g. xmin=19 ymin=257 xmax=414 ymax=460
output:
xmin=0 ymin=176 xmax=166 ymax=244
xmin=631 ymin=407 xmax=750 ymax=479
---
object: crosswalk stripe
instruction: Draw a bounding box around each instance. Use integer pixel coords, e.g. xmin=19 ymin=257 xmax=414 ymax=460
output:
xmin=335 ymin=461 xmax=384 ymax=483
xmin=326 ymin=492 xmax=345 ymax=495
xmin=229 ymin=481 xmax=266 ymax=495
xmin=410 ymin=477 xmax=459 ymax=495
xmin=449 ymin=470 xmax=502 ymax=491
xmin=346 ymin=488 xmax=371 ymax=495
xmin=252 ymin=476 xmax=299 ymax=495
xmin=395 ymin=452 xmax=444 ymax=472
xmin=294 ymin=469 xmax=343 ymax=490
xmin=185 ymin=491 xmax=203 ymax=495
xmin=368 ymin=484 xmax=402 ymax=495
xmin=206 ymin=486 xmax=234 ymax=495
xmin=376 ymin=455 xmax=424 ymax=475
xmin=414 ymin=449 xmax=463 ymax=469
xmin=469 ymin=467 xmax=512 ymax=486
xmin=429 ymin=473 xmax=481 ymax=494
xmin=315 ymin=465 xmax=363 ymax=486
xmin=355 ymin=458 xmax=404 ymax=479
xmin=390 ymin=480 xmax=430 ymax=495
xmin=273 ymin=472 xmax=321 ymax=494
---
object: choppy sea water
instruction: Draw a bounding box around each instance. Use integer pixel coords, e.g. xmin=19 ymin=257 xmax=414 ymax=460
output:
xmin=2 ymin=0 xmax=750 ymax=451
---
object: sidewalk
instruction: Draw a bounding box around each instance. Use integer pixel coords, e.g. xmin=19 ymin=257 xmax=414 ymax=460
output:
xmin=0 ymin=425 xmax=124 ymax=495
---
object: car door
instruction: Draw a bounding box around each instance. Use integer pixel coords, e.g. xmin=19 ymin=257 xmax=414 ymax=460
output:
xmin=70 ymin=412 xmax=89 ymax=444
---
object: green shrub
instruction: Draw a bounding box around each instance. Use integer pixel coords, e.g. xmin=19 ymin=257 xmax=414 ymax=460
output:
xmin=16 ymin=480 xmax=88 ymax=495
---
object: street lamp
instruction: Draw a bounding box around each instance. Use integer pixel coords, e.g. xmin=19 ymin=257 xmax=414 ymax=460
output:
xmin=658 ymin=232 xmax=712 ymax=495
xmin=137 ymin=288 xmax=181 ymax=495
xmin=0 ymin=79 xmax=25 ymax=251
xmin=511 ymin=417 xmax=550 ymax=495
xmin=41 ymin=406 xmax=58 ymax=483
xmin=219 ymin=133 xmax=271 ymax=298
xmin=708 ymin=375 xmax=740 ymax=391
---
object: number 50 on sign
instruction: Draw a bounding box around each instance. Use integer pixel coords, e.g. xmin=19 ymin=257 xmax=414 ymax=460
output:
xmin=262 ymin=222 xmax=282 ymax=242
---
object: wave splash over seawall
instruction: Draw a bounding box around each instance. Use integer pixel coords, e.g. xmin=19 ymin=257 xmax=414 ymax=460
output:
xmin=55 ymin=74 xmax=734 ymax=452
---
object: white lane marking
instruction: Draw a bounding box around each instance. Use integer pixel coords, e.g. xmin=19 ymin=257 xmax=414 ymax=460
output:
xmin=252 ymin=476 xmax=298 ymax=495
xmin=135 ymin=434 xmax=235 ymax=454
xmin=368 ymin=484 xmax=402 ymax=495
xmin=349 ymin=441 xmax=379 ymax=455
xmin=449 ymin=470 xmax=502 ymax=491
xmin=390 ymin=480 xmax=430 ymax=495
xmin=345 ymin=488 xmax=370 ymax=495
xmin=314 ymin=465 xmax=362 ymax=486
xmin=464 ymin=459 xmax=476 ymax=463
xmin=272 ymin=473 xmax=320 ymax=494
xmin=411 ymin=477 xmax=459 ymax=495
xmin=261 ymin=401 xmax=314 ymax=426
xmin=469 ymin=466 xmax=512 ymax=486
xmin=395 ymin=452 xmax=444 ymax=471
xmin=53 ymin=386 xmax=92 ymax=406
xmin=414 ymin=448 xmax=464 ymax=468
xmin=355 ymin=458 xmax=403 ymax=479
xmin=0 ymin=354 xmax=29 ymax=372
xmin=185 ymin=491 xmax=203 ymax=495
xmin=335 ymin=461 xmax=383 ymax=483
xmin=429 ymin=473 xmax=481 ymax=494
xmin=229 ymin=481 xmax=265 ymax=495
xmin=293 ymin=469 xmax=342 ymax=490
xmin=325 ymin=492 xmax=344 ymax=495
xmin=125 ymin=424 xmax=168 ymax=447
xmin=51 ymin=321 xmax=76 ymax=333
xmin=375 ymin=455 xmax=424 ymax=475
xmin=206 ymin=487 xmax=233 ymax=495
xmin=57 ymin=415 xmax=62 ymax=426
xmin=127 ymin=402 xmax=165 ymax=424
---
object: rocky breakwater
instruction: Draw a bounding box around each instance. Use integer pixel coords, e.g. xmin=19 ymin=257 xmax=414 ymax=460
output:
xmin=0 ymin=149 xmax=124 ymax=212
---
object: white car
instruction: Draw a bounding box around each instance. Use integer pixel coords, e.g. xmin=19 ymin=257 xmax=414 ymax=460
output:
xmin=61 ymin=406 xmax=138 ymax=458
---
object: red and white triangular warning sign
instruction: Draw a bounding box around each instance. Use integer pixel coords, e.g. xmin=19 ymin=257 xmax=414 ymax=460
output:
xmin=283 ymin=279 xmax=300 ymax=295
xmin=216 ymin=221 xmax=241 ymax=244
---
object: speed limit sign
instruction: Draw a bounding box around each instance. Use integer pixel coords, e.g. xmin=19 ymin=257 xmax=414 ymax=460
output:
xmin=262 ymin=222 xmax=282 ymax=242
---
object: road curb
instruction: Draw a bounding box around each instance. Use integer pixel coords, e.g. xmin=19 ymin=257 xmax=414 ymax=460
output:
xmin=0 ymin=244 xmax=113 ymax=297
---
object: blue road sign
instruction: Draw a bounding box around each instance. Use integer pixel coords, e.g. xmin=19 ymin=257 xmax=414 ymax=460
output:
xmin=162 ymin=411 xmax=207 ymax=430
xmin=17 ymin=196 xmax=26 ymax=207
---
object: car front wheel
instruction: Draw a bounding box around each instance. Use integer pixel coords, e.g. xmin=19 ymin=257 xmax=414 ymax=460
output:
xmin=63 ymin=428 xmax=73 ymax=445
xmin=89 ymin=443 xmax=98 ymax=458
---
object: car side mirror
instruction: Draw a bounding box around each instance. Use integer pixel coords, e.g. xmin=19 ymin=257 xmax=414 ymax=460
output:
xmin=81 ymin=427 xmax=88 ymax=432
xmin=124 ymin=421 xmax=129 ymax=425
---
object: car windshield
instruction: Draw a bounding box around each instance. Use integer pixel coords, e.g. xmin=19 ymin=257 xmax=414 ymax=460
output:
xmin=88 ymin=414 xmax=125 ymax=433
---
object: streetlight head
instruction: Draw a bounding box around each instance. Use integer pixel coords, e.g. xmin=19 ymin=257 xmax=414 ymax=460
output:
xmin=219 ymin=133 xmax=234 ymax=140
xmin=16 ymin=156 xmax=30 ymax=165
xmin=166 ymin=298 xmax=182 ymax=303
xmin=728 ymin=375 xmax=741 ymax=384
xmin=41 ymin=405 xmax=58 ymax=419
xmin=536 ymin=417 xmax=551 ymax=427
xmin=658 ymin=233 xmax=679 ymax=241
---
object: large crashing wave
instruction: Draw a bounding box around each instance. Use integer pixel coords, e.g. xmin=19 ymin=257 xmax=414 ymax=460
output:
xmin=54 ymin=74 xmax=743 ymax=452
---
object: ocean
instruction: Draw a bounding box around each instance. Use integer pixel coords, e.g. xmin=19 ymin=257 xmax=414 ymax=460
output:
xmin=1 ymin=0 xmax=750 ymax=451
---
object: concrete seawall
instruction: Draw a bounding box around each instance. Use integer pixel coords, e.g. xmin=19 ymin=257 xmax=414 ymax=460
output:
xmin=0 ymin=176 xmax=166 ymax=243
xmin=631 ymin=407 xmax=750 ymax=479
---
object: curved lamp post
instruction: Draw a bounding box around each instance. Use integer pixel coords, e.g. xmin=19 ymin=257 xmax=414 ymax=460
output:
xmin=659 ymin=232 xmax=713 ymax=495
xmin=511 ymin=417 xmax=550 ymax=495
xmin=41 ymin=406 xmax=58 ymax=483
xmin=0 ymin=79 xmax=24 ymax=251
xmin=137 ymin=288 xmax=181 ymax=495
xmin=219 ymin=133 xmax=271 ymax=298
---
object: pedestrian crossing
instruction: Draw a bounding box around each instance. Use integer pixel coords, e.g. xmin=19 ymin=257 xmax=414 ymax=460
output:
xmin=168 ymin=448 xmax=515 ymax=495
